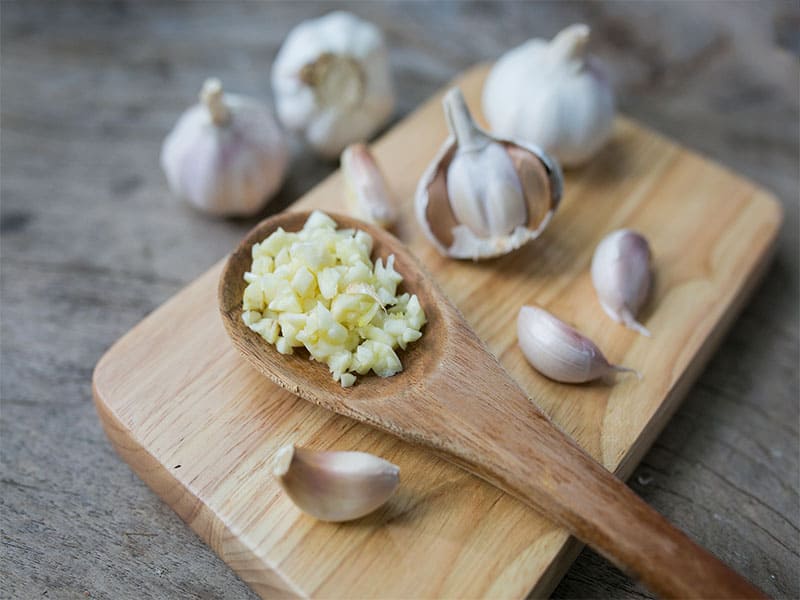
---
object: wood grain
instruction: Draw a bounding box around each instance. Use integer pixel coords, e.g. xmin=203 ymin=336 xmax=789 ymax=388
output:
xmin=93 ymin=66 xmax=780 ymax=598
xmin=3 ymin=3 xmax=797 ymax=599
xmin=217 ymin=211 xmax=765 ymax=598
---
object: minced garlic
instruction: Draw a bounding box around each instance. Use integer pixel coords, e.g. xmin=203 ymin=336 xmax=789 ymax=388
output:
xmin=241 ymin=210 xmax=426 ymax=387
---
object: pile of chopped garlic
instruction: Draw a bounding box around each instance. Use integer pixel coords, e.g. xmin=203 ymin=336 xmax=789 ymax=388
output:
xmin=241 ymin=211 xmax=426 ymax=387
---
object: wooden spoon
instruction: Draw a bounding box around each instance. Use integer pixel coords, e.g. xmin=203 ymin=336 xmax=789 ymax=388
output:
xmin=219 ymin=210 xmax=765 ymax=599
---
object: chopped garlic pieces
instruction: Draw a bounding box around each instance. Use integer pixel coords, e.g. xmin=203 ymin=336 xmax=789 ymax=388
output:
xmin=242 ymin=210 xmax=426 ymax=387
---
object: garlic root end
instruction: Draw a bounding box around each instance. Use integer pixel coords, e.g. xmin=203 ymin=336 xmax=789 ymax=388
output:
xmin=200 ymin=78 xmax=231 ymax=126
xmin=442 ymin=88 xmax=487 ymax=152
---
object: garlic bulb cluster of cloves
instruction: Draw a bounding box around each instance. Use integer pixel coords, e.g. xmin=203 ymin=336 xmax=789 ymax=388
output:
xmin=341 ymin=143 xmax=397 ymax=228
xmin=517 ymin=305 xmax=639 ymax=384
xmin=272 ymin=11 xmax=395 ymax=159
xmin=161 ymin=78 xmax=289 ymax=217
xmin=483 ymin=24 xmax=615 ymax=168
xmin=415 ymin=88 xmax=562 ymax=260
xmin=273 ymin=444 xmax=399 ymax=522
xmin=591 ymin=229 xmax=653 ymax=336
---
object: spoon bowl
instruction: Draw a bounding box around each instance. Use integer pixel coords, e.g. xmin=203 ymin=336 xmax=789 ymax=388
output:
xmin=219 ymin=209 xmax=764 ymax=599
xmin=219 ymin=210 xmax=449 ymax=415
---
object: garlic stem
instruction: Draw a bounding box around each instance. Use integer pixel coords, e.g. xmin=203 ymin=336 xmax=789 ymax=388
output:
xmin=548 ymin=23 xmax=590 ymax=64
xmin=617 ymin=308 xmax=651 ymax=338
xmin=442 ymin=88 xmax=488 ymax=153
xmin=200 ymin=78 xmax=231 ymax=126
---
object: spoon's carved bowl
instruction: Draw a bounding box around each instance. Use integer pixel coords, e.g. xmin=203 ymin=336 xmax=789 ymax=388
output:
xmin=218 ymin=210 xmax=451 ymax=420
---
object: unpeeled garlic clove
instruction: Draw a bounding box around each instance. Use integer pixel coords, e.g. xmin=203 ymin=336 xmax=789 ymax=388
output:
xmin=341 ymin=143 xmax=397 ymax=228
xmin=517 ymin=305 xmax=639 ymax=384
xmin=415 ymin=87 xmax=562 ymax=260
xmin=273 ymin=444 xmax=399 ymax=522
xmin=591 ymin=229 xmax=652 ymax=337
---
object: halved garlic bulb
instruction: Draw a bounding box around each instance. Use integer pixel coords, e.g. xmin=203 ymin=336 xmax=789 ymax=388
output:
xmin=273 ymin=444 xmax=399 ymax=522
xmin=415 ymin=88 xmax=562 ymax=260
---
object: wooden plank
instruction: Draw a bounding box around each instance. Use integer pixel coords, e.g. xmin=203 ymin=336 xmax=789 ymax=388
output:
xmin=93 ymin=65 xmax=781 ymax=598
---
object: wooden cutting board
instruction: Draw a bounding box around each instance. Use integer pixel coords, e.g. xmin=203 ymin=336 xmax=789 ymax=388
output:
xmin=93 ymin=65 xmax=781 ymax=599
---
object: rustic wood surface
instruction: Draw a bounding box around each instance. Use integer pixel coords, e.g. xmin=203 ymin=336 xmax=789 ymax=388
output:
xmin=2 ymin=1 xmax=798 ymax=598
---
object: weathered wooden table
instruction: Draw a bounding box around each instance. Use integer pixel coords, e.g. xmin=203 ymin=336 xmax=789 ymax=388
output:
xmin=2 ymin=2 xmax=798 ymax=598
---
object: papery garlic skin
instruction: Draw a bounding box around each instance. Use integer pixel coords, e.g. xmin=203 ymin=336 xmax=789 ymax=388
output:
xmin=272 ymin=12 xmax=395 ymax=158
xmin=341 ymin=143 xmax=397 ymax=228
xmin=591 ymin=229 xmax=652 ymax=337
xmin=415 ymin=88 xmax=562 ymax=261
xmin=161 ymin=78 xmax=289 ymax=217
xmin=273 ymin=444 xmax=399 ymax=522
xmin=517 ymin=305 xmax=639 ymax=383
xmin=483 ymin=24 xmax=615 ymax=168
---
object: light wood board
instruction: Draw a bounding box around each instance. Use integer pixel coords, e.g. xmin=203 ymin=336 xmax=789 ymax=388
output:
xmin=92 ymin=65 xmax=782 ymax=599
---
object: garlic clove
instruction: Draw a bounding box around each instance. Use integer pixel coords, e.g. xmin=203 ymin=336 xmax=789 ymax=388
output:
xmin=271 ymin=12 xmax=395 ymax=158
xmin=591 ymin=229 xmax=653 ymax=337
xmin=273 ymin=444 xmax=400 ymax=522
xmin=482 ymin=23 xmax=615 ymax=168
xmin=517 ymin=305 xmax=639 ymax=384
xmin=160 ymin=78 xmax=288 ymax=217
xmin=415 ymin=87 xmax=562 ymax=260
xmin=341 ymin=143 xmax=398 ymax=228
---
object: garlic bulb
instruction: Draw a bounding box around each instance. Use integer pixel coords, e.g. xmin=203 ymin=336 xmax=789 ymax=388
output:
xmin=273 ymin=444 xmax=399 ymax=522
xmin=271 ymin=12 xmax=395 ymax=159
xmin=341 ymin=143 xmax=397 ymax=228
xmin=160 ymin=78 xmax=289 ymax=217
xmin=415 ymin=88 xmax=562 ymax=260
xmin=483 ymin=24 xmax=615 ymax=168
xmin=517 ymin=305 xmax=639 ymax=383
xmin=591 ymin=229 xmax=653 ymax=337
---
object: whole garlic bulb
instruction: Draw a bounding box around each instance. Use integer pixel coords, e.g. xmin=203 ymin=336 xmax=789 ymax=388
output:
xmin=161 ymin=78 xmax=289 ymax=217
xmin=271 ymin=11 xmax=395 ymax=159
xmin=482 ymin=24 xmax=615 ymax=168
xmin=416 ymin=88 xmax=562 ymax=260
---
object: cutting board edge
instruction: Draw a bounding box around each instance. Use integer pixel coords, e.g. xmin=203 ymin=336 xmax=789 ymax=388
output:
xmin=91 ymin=370 xmax=310 ymax=600
xmin=615 ymin=186 xmax=782 ymax=481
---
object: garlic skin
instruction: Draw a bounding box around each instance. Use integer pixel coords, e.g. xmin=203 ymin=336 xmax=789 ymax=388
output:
xmin=517 ymin=305 xmax=639 ymax=384
xmin=273 ymin=444 xmax=399 ymax=522
xmin=271 ymin=12 xmax=395 ymax=159
xmin=415 ymin=88 xmax=562 ymax=260
xmin=591 ymin=229 xmax=653 ymax=337
xmin=161 ymin=78 xmax=289 ymax=217
xmin=341 ymin=143 xmax=397 ymax=228
xmin=483 ymin=24 xmax=615 ymax=168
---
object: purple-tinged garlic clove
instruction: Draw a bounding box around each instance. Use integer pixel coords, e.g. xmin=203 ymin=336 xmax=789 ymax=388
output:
xmin=517 ymin=305 xmax=640 ymax=384
xmin=341 ymin=143 xmax=397 ymax=228
xmin=591 ymin=229 xmax=653 ymax=337
xmin=273 ymin=444 xmax=399 ymax=522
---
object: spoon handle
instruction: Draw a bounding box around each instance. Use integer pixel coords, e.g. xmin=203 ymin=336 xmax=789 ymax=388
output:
xmin=439 ymin=395 xmax=766 ymax=599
